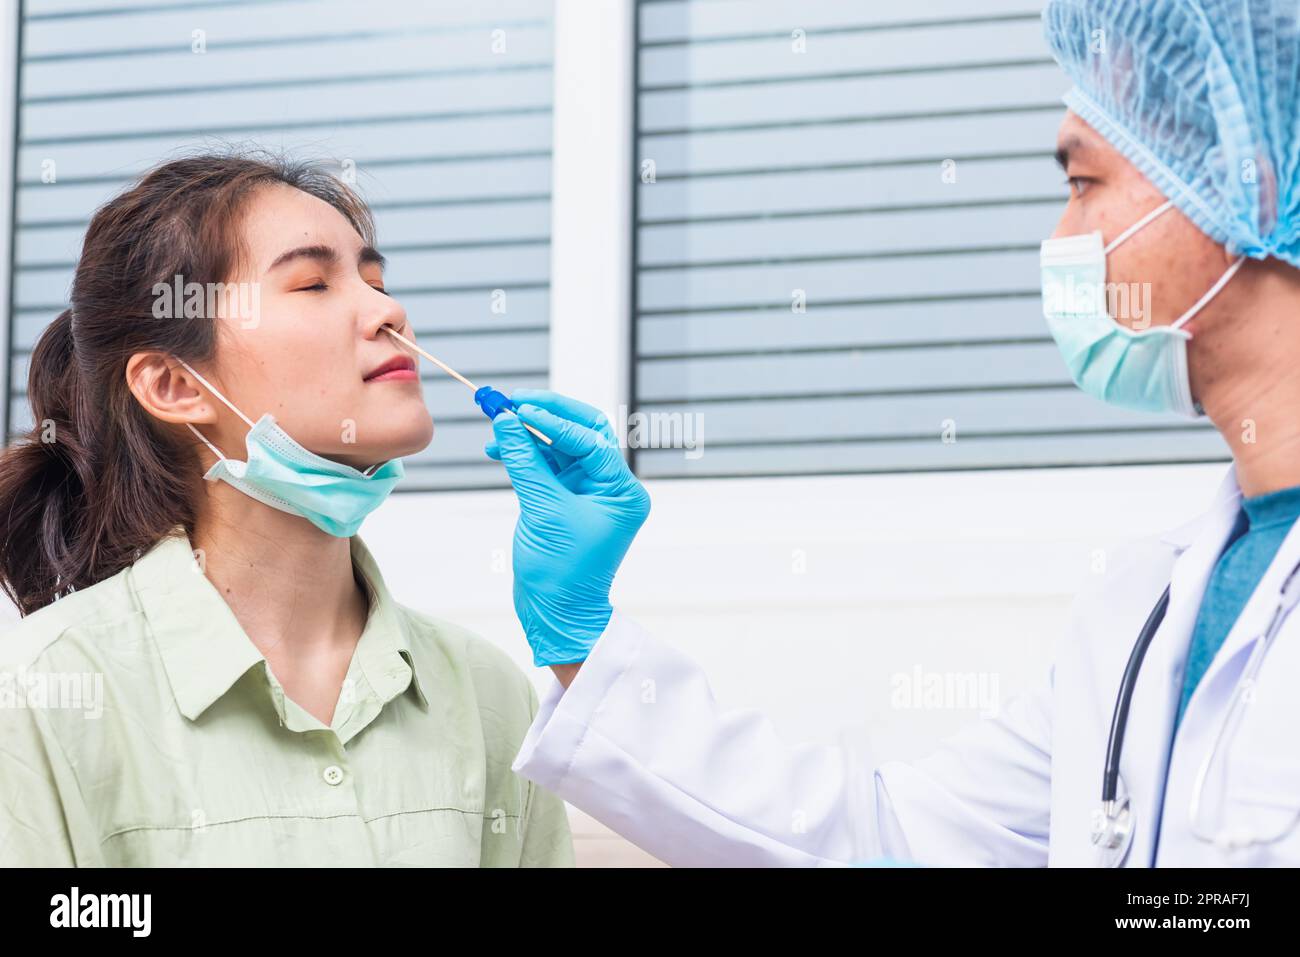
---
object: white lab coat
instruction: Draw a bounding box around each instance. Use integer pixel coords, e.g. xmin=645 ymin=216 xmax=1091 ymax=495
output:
xmin=512 ymin=464 xmax=1300 ymax=866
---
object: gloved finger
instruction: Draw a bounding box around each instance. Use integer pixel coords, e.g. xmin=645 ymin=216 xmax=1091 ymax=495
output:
xmin=491 ymin=429 xmax=575 ymax=481
xmin=515 ymin=403 xmax=630 ymax=488
xmin=509 ymin=389 xmax=619 ymax=445
xmin=491 ymin=411 xmax=562 ymax=502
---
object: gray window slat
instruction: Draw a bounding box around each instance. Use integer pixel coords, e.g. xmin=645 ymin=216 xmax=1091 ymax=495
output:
xmin=640 ymin=19 xmax=1049 ymax=89
xmin=23 ymin=71 xmax=552 ymax=141
xmin=638 ymin=155 xmax=1065 ymax=221
xmin=637 ymin=342 xmax=1069 ymax=402
xmin=638 ymin=249 xmax=1039 ymax=313
xmin=638 ymin=203 xmax=1059 ymax=266
xmin=642 ymin=110 xmax=1063 ymax=178
xmin=23 ymin=26 xmax=554 ymax=98
xmin=640 ymin=63 xmax=1065 ymax=132
xmin=639 ymin=0 xmax=1047 ymax=44
xmin=637 ymin=297 xmax=1046 ymax=356
xmin=24 ymin=0 xmax=551 ymax=57
xmin=18 ymin=113 xmax=552 ymax=175
xmin=637 ymin=389 xmax=1189 ymax=444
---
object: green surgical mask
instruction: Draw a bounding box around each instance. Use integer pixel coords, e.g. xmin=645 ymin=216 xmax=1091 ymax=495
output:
xmin=178 ymin=359 xmax=403 ymax=538
xmin=1040 ymin=199 xmax=1245 ymax=417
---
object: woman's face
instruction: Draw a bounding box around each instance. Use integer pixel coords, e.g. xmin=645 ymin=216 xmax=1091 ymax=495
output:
xmin=204 ymin=182 xmax=433 ymax=469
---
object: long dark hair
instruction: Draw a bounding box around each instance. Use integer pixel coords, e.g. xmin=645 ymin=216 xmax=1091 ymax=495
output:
xmin=0 ymin=151 xmax=376 ymax=616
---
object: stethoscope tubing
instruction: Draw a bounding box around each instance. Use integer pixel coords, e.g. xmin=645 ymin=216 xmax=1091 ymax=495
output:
xmin=1102 ymin=584 xmax=1171 ymax=804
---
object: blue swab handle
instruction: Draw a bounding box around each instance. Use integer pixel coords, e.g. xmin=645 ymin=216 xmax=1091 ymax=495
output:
xmin=474 ymin=386 xmax=515 ymax=419
xmin=474 ymin=385 xmax=554 ymax=445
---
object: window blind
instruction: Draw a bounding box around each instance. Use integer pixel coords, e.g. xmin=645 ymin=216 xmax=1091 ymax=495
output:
xmin=632 ymin=0 xmax=1228 ymax=479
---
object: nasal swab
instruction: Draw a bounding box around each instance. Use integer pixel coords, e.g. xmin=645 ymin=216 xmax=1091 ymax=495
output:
xmin=381 ymin=325 xmax=553 ymax=445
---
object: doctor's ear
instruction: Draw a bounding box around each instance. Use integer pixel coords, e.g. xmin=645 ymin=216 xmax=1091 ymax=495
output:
xmin=124 ymin=352 xmax=217 ymax=427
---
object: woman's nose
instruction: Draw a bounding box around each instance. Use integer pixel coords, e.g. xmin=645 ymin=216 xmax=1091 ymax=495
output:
xmin=363 ymin=295 xmax=408 ymax=340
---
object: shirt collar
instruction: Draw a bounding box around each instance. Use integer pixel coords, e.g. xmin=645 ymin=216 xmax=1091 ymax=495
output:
xmin=130 ymin=528 xmax=428 ymax=722
xmin=1159 ymin=463 xmax=1243 ymax=552
xmin=348 ymin=533 xmax=431 ymax=714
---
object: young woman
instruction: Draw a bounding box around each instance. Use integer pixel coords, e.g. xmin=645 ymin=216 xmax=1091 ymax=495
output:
xmin=0 ymin=153 xmax=573 ymax=867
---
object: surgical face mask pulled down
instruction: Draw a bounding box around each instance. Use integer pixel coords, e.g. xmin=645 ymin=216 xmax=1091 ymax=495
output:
xmin=177 ymin=359 xmax=404 ymax=538
xmin=1040 ymin=200 xmax=1246 ymax=417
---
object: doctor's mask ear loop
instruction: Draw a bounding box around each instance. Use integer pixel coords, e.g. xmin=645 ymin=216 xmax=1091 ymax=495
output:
xmin=1103 ymin=198 xmax=1247 ymax=332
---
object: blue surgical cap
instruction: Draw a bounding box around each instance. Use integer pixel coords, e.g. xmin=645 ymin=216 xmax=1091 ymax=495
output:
xmin=1043 ymin=0 xmax=1300 ymax=268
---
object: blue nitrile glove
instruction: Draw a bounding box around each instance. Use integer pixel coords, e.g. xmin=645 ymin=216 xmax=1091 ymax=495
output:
xmin=484 ymin=389 xmax=651 ymax=667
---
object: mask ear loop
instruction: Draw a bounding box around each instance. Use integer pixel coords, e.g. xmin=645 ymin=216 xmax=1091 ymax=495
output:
xmin=177 ymin=358 xmax=388 ymax=478
xmin=1171 ymin=257 xmax=1247 ymax=332
xmin=176 ymin=359 xmax=256 ymax=465
xmin=1103 ymin=199 xmax=1175 ymax=255
xmin=1101 ymin=199 xmax=1247 ymax=334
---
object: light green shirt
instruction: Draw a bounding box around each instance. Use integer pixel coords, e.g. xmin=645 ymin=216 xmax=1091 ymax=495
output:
xmin=0 ymin=529 xmax=573 ymax=867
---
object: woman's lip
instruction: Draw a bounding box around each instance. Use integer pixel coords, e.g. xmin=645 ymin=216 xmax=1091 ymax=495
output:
xmin=365 ymin=369 xmax=420 ymax=383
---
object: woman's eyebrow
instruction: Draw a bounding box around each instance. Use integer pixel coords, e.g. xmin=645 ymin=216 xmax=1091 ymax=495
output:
xmin=267 ymin=243 xmax=386 ymax=272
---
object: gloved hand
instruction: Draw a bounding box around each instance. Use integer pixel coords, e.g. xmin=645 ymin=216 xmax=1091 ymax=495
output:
xmin=485 ymin=389 xmax=651 ymax=667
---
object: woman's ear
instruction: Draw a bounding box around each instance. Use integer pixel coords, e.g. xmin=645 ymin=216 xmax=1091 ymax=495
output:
xmin=124 ymin=352 xmax=215 ymax=426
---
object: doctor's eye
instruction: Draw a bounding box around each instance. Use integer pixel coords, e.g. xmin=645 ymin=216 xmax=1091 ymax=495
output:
xmin=1066 ymin=176 xmax=1095 ymax=199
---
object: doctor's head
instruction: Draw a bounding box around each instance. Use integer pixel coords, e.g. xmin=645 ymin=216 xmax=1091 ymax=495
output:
xmin=0 ymin=152 xmax=433 ymax=615
xmin=1041 ymin=0 xmax=1300 ymax=434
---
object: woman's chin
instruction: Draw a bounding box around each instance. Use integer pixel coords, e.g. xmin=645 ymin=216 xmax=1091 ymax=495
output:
xmin=376 ymin=412 xmax=435 ymax=460
xmin=337 ymin=412 xmax=435 ymax=466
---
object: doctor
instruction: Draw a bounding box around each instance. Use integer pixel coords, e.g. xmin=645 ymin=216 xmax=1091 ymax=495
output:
xmin=485 ymin=0 xmax=1300 ymax=866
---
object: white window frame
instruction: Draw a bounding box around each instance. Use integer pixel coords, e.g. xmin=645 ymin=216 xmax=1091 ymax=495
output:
xmin=0 ymin=0 xmax=17 ymax=430
xmin=547 ymin=0 xmax=634 ymax=419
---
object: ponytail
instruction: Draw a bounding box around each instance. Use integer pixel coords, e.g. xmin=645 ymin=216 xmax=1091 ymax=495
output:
xmin=0 ymin=309 xmax=96 ymax=613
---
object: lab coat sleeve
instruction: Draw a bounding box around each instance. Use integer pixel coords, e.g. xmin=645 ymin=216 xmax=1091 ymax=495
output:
xmin=512 ymin=612 xmax=1055 ymax=867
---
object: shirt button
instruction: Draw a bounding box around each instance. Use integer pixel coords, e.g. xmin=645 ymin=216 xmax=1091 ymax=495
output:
xmin=322 ymin=765 xmax=345 ymax=786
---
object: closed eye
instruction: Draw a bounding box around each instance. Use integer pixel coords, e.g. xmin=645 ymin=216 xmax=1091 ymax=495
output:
xmin=297 ymin=282 xmax=329 ymax=293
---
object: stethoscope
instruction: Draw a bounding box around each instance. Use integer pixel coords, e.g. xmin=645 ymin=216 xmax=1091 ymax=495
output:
xmin=1092 ymin=560 xmax=1300 ymax=866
